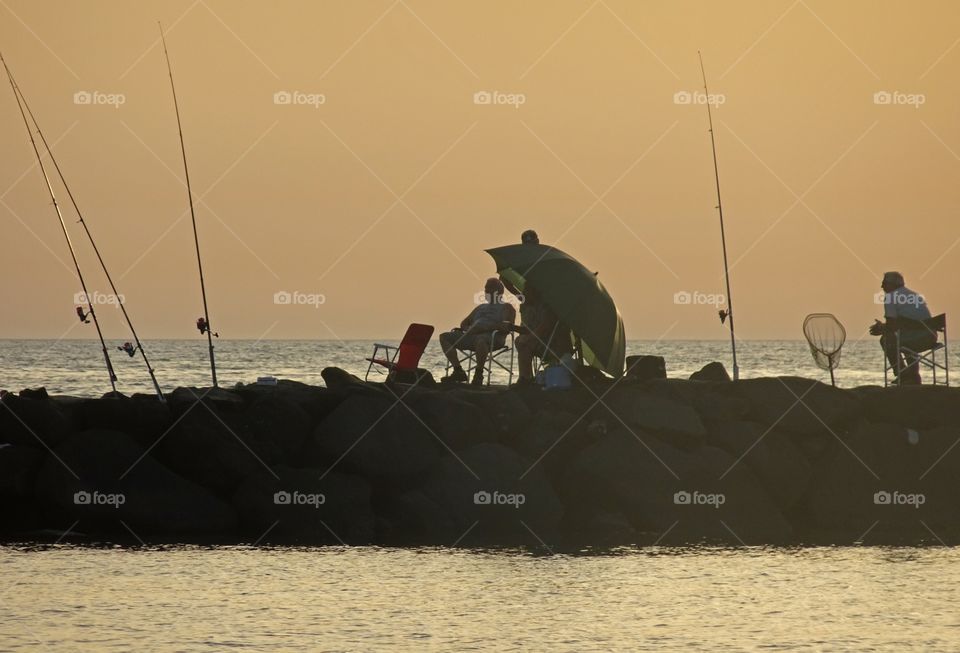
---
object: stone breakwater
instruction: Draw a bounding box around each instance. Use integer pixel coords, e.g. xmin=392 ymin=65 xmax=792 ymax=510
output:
xmin=2 ymin=368 xmax=959 ymax=547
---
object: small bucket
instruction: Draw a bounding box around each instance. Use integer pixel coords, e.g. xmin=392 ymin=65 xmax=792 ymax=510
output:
xmin=544 ymin=365 xmax=572 ymax=391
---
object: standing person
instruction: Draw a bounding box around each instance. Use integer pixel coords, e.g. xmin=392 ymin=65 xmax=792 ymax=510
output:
xmin=440 ymin=278 xmax=516 ymax=386
xmin=869 ymin=271 xmax=935 ymax=384
xmin=501 ymin=229 xmax=541 ymax=300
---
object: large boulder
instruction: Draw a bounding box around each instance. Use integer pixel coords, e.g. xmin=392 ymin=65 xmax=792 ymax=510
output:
xmin=0 ymin=444 xmax=44 ymax=499
xmin=232 ymin=465 xmax=374 ymax=543
xmin=377 ymin=489 xmax=456 ymax=545
xmin=0 ymin=444 xmax=46 ymax=534
xmin=419 ymin=442 xmax=564 ymax=544
xmin=561 ymin=427 xmax=791 ymax=543
xmin=852 ymin=386 xmax=960 ymax=430
xmin=75 ymin=396 xmax=172 ymax=446
xmin=447 ymin=388 xmax=533 ymax=439
xmin=690 ymin=362 xmax=731 ymax=382
xmin=405 ymin=390 xmax=497 ymax=451
xmin=731 ymin=377 xmax=861 ymax=439
xmin=233 ymin=380 xmax=346 ymax=426
xmin=155 ymin=393 xmax=313 ymax=496
xmin=310 ymin=393 xmax=440 ymax=481
xmin=514 ymin=409 xmax=597 ymax=477
xmin=625 ymin=355 xmax=666 ymax=380
xmin=0 ymin=391 xmax=71 ymax=449
xmin=600 ymin=385 xmax=707 ymax=450
xmin=36 ymin=429 xmax=236 ymax=536
xmin=802 ymin=422 xmax=960 ymax=543
xmin=167 ymin=386 xmax=245 ymax=414
xmin=707 ymin=420 xmax=811 ymax=512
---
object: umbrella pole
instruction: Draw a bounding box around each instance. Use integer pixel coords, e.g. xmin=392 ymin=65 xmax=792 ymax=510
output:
xmin=699 ymin=51 xmax=739 ymax=380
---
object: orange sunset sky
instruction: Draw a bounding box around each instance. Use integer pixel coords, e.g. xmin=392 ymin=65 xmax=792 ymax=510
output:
xmin=1 ymin=0 xmax=957 ymax=341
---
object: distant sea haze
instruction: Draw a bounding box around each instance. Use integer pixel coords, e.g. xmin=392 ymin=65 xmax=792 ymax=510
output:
xmin=2 ymin=339 xmax=955 ymax=397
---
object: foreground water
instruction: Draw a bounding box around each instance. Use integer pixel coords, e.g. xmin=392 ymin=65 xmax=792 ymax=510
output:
xmin=3 ymin=338 xmax=955 ymax=397
xmin=2 ymin=545 xmax=959 ymax=651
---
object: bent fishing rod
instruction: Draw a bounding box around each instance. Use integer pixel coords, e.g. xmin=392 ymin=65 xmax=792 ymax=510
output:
xmin=5 ymin=62 xmax=166 ymax=401
xmin=2 ymin=53 xmax=118 ymax=393
xmin=158 ymin=23 xmax=218 ymax=388
xmin=698 ymin=51 xmax=739 ymax=381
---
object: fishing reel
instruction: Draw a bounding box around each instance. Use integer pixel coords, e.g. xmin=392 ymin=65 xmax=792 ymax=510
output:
xmin=196 ymin=317 xmax=219 ymax=338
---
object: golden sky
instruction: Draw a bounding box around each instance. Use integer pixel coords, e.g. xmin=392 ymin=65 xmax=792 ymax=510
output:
xmin=1 ymin=0 xmax=957 ymax=341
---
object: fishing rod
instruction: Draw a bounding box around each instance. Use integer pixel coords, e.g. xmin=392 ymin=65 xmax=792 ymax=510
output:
xmin=698 ymin=51 xmax=739 ymax=381
xmin=5 ymin=63 xmax=166 ymax=401
xmin=158 ymin=23 xmax=218 ymax=388
xmin=2 ymin=53 xmax=118 ymax=393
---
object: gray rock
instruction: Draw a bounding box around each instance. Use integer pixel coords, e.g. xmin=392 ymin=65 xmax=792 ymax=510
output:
xmin=36 ymin=429 xmax=236 ymax=536
xmin=732 ymin=377 xmax=861 ymax=439
xmin=562 ymin=427 xmax=791 ymax=543
xmin=0 ymin=392 xmax=70 ymax=449
xmin=601 ymin=386 xmax=707 ymax=449
xmin=232 ymin=465 xmax=373 ymax=543
xmin=311 ymin=393 xmax=440 ymax=480
xmin=707 ymin=420 xmax=811 ymax=512
xmin=626 ymin=355 xmax=666 ymax=380
xmin=803 ymin=422 xmax=960 ymax=542
xmin=690 ymin=362 xmax=731 ymax=382
xmin=420 ymin=442 xmax=564 ymax=543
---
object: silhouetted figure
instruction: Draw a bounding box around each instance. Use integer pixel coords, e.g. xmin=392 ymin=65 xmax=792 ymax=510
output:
xmin=514 ymin=283 xmax=572 ymax=385
xmin=440 ymin=278 xmax=516 ymax=386
xmin=118 ymin=342 xmax=136 ymax=357
xmin=870 ymin=271 xmax=934 ymax=384
xmin=502 ymin=229 xmax=541 ymax=299
xmin=76 ymin=306 xmax=90 ymax=324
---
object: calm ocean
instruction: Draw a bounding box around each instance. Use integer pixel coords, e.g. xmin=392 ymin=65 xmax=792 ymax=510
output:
xmin=3 ymin=337 xmax=954 ymax=397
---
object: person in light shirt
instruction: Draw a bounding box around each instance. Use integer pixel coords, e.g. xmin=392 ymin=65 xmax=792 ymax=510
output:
xmin=869 ymin=271 xmax=935 ymax=384
xmin=440 ymin=278 xmax=516 ymax=386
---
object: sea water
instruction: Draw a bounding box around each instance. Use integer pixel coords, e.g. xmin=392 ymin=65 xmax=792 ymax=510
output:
xmin=3 ymin=338 xmax=954 ymax=397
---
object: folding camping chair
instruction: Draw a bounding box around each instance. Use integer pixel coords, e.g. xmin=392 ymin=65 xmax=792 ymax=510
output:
xmin=445 ymin=329 xmax=515 ymax=387
xmin=883 ymin=313 xmax=949 ymax=387
xmin=365 ymin=323 xmax=434 ymax=382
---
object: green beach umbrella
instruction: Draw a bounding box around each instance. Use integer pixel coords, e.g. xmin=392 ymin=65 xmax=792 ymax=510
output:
xmin=485 ymin=243 xmax=626 ymax=377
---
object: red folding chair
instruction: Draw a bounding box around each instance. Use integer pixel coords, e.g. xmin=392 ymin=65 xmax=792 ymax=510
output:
xmin=365 ymin=323 xmax=435 ymax=382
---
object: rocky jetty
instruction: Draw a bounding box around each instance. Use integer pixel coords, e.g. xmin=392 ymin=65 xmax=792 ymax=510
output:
xmin=2 ymin=367 xmax=959 ymax=547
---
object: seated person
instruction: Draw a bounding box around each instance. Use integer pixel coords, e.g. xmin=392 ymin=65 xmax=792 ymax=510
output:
xmin=869 ymin=271 xmax=935 ymax=384
xmin=440 ymin=278 xmax=516 ymax=385
xmin=515 ymin=283 xmax=572 ymax=384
